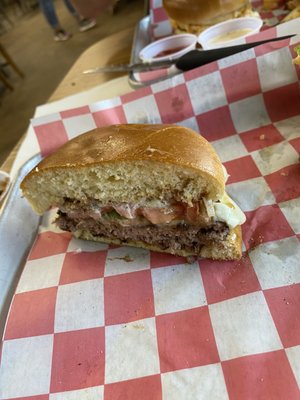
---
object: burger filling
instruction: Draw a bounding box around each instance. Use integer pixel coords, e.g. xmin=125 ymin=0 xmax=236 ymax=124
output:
xmin=56 ymin=195 xmax=245 ymax=253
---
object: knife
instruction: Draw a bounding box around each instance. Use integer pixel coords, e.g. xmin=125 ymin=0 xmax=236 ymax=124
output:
xmin=83 ymin=34 xmax=295 ymax=74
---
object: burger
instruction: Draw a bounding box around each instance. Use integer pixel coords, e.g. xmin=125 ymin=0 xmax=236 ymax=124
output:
xmin=21 ymin=124 xmax=246 ymax=260
xmin=162 ymin=0 xmax=259 ymax=34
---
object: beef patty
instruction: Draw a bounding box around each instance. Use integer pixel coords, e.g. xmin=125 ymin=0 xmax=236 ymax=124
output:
xmin=56 ymin=211 xmax=229 ymax=254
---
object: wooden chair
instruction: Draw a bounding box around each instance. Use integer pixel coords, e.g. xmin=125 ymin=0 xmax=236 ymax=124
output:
xmin=0 ymin=68 xmax=13 ymax=90
xmin=0 ymin=41 xmax=24 ymax=90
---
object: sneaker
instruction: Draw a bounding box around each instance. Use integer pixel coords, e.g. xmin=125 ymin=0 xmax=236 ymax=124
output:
xmin=54 ymin=30 xmax=72 ymax=42
xmin=79 ymin=18 xmax=97 ymax=32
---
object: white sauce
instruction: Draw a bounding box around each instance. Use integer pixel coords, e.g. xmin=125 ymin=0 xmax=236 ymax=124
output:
xmin=209 ymin=28 xmax=253 ymax=45
xmin=213 ymin=193 xmax=246 ymax=229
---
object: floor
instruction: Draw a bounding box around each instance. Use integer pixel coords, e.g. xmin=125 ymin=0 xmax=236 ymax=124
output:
xmin=0 ymin=0 xmax=144 ymax=166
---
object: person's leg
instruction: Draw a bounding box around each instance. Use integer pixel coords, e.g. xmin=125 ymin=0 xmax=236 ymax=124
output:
xmin=39 ymin=0 xmax=61 ymax=30
xmin=63 ymin=0 xmax=78 ymax=17
xmin=64 ymin=0 xmax=97 ymax=32
xmin=39 ymin=0 xmax=71 ymax=41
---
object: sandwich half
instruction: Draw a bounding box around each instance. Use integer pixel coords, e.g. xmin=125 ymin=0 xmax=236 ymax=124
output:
xmin=21 ymin=124 xmax=246 ymax=260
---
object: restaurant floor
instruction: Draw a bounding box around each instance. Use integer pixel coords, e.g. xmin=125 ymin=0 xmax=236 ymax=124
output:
xmin=0 ymin=0 xmax=145 ymax=166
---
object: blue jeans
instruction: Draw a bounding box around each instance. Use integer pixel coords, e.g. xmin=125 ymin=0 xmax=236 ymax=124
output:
xmin=39 ymin=0 xmax=78 ymax=30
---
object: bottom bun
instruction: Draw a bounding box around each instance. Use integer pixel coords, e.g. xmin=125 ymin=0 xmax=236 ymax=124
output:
xmin=73 ymin=226 xmax=242 ymax=261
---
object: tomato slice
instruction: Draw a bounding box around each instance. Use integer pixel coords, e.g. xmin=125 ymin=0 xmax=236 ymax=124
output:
xmin=102 ymin=201 xmax=212 ymax=226
xmin=114 ymin=204 xmax=139 ymax=219
xmin=141 ymin=204 xmax=184 ymax=224
xmin=185 ymin=201 xmax=211 ymax=225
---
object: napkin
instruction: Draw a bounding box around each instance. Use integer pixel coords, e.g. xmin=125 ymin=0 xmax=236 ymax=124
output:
xmin=0 ymin=27 xmax=299 ymax=400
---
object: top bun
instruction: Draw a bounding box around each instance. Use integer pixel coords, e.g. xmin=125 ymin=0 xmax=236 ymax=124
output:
xmin=21 ymin=124 xmax=225 ymax=214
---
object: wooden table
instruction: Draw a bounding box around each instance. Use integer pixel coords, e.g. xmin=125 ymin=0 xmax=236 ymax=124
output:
xmin=50 ymin=27 xmax=135 ymax=102
xmin=1 ymin=27 xmax=135 ymax=174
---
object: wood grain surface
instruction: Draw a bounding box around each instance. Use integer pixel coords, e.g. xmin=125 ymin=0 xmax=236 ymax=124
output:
xmin=1 ymin=28 xmax=134 ymax=174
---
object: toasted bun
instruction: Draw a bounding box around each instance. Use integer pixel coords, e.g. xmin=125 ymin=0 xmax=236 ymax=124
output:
xmin=21 ymin=124 xmax=225 ymax=214
xmin=163 ymin=0 xmax=258 ymax=34
xmin=74 ymin=226 xmax=242 ymax=261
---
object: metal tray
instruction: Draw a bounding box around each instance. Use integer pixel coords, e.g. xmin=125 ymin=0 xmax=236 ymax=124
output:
xmin=0 ymin=154 xmax=41 ymax=338
xmin=128 ymin=15 xmax=152 ymax=88
xmin=128 ymin=15 xmax=181 ymax=87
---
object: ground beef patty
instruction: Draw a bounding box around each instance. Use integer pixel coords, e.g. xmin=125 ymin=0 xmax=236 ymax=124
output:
xmin=56 ymin=211 xmax=229 ymax=253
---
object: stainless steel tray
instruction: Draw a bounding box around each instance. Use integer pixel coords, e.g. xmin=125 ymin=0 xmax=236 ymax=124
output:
xmin=128 ymin=15 xmax=152 ymax=88
xmin=128 ymin=15 xmax=182 ymax=87
xmin=0 ymin=154 xmax=41 ymax=338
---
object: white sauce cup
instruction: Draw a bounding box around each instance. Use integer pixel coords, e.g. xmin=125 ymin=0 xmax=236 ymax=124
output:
xmin=198 ymin=17 xmax=263 ymax=49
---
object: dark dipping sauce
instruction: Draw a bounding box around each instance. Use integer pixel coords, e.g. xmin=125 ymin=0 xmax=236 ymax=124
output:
xmin=153 ymin=46 xmax=186 ymax=58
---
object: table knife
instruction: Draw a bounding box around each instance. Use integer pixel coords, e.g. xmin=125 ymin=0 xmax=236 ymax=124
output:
xmin=83 ymin=34 xmax=295 ymax=75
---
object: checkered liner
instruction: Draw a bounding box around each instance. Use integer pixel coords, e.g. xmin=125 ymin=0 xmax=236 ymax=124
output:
xmin=0 ymin=32 xmax=300 ymax=400
xmin=150 ymin=0 xmax=290 ymax=39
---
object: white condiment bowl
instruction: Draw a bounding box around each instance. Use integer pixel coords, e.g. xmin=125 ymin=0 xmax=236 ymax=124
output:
xmin=198 ymin=17 xmax=263 ymax=50
xmin=139 ymin=34 xmax=197 ymax=62
xmin=0 ymin=170 xmax=11 ymax=203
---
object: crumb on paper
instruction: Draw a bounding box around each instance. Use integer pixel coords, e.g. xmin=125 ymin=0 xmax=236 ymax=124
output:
xmin=108 ymin=254 xmax=134 ymax=262
xmin=280 ymin=171 xmax=288 ymax=176
xmin=283 ymin=297 xmax=290 ymax=305
xmin=247 ymin=235 xmax=264 ymax=252
xmin=259 ymin=134 xmax=266 ymax=140
xmin=258 ymin=235 xmax=264 ymax=243
xmin=132 ymin=323 xmax=145 ymax=331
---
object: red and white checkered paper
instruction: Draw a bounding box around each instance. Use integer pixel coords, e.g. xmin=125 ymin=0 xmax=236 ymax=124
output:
xmin=1 ymin=32 xmax=300 ymax=400
xmin=150 ymin=0 xmax=290 ymax=39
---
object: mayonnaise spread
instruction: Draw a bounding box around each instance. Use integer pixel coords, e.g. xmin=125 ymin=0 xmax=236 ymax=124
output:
xmin=211 ymin=165 xmax=246 ymax=229
xmin=213 ymin=193 xmax=246 ymax=229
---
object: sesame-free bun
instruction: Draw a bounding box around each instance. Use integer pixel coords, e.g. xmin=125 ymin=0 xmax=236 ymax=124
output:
xmin=21 ymin=124 xmax=225 ymax=215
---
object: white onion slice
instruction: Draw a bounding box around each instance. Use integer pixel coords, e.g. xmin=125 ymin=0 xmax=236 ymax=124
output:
xmin=203 ymin=198 xmax=215 ymax=218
